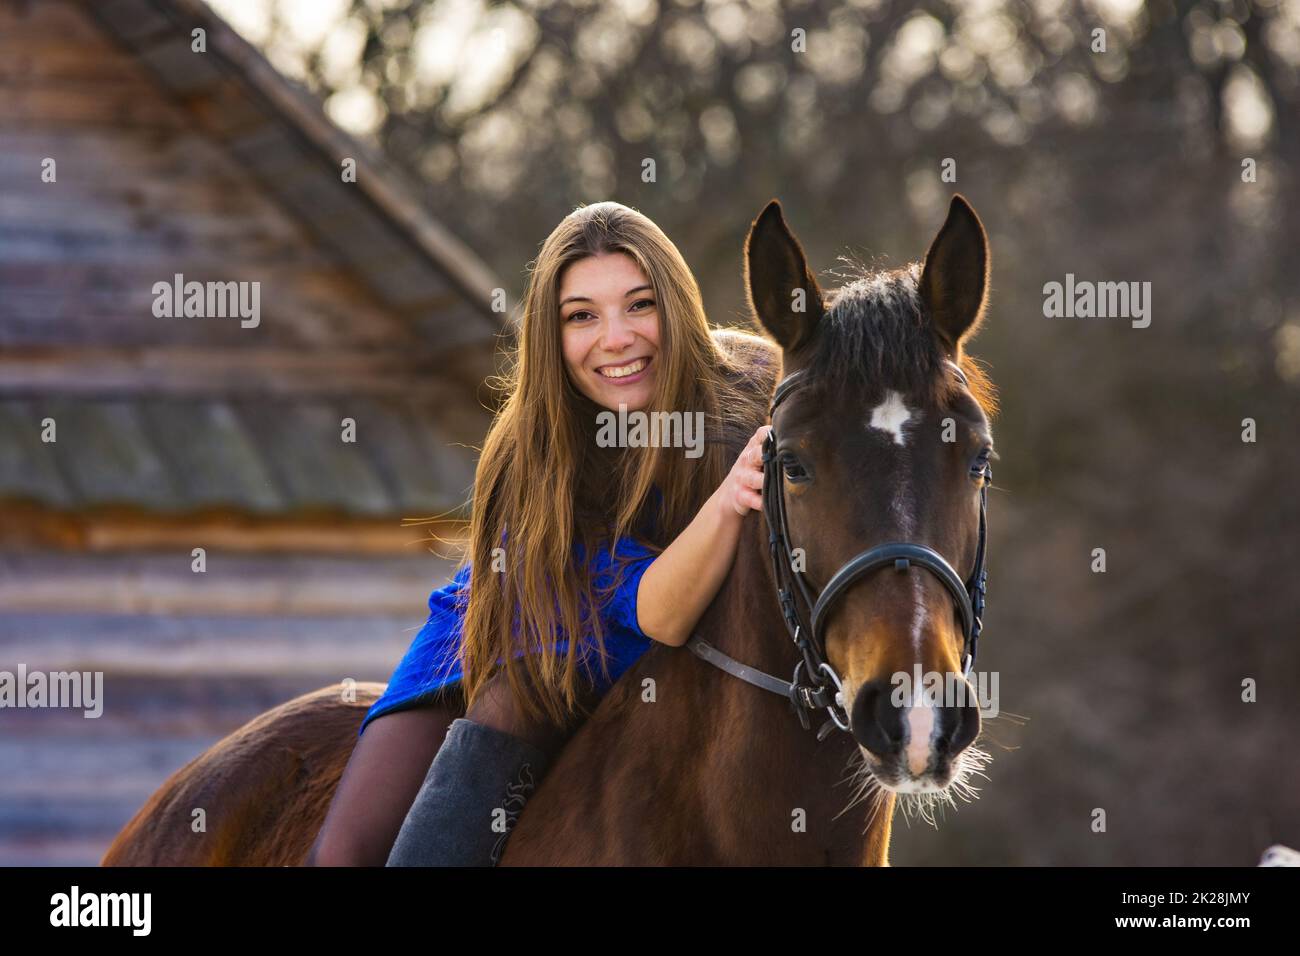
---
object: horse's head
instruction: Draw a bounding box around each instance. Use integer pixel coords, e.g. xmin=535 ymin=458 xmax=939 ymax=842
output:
xmin=745 ymin=195 xmax=996 ymax=799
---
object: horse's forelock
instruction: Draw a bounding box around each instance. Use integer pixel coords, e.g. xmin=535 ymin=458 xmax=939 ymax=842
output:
xmin=802 ymin=261 xmax=996 ymax=418
xmin=806 ymin=262 xmax=948 ymax=407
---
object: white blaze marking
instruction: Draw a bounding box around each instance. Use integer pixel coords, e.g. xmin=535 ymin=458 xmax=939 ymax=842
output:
xmin=868 ymin=391 xmax=915 ymax=446
xmin=904 ymin=686 xmax=937 ymax=777
xmin=865 ymin=389 xmax=931 ymax=774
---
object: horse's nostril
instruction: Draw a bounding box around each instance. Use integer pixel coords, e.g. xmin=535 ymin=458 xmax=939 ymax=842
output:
xmin=850 ymin=680 xmax=904 ymax=756
xmin=946 ymin=699 xmax=981 ymax=754
xmin=932 ymin=696 xmax=981 ymax=759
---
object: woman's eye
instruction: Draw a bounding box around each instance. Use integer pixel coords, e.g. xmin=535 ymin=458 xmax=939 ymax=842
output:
xmin=629 ymin=298 xmax=656 ymax=312
xmin=566 ymin=310 xmax=593 ymax=323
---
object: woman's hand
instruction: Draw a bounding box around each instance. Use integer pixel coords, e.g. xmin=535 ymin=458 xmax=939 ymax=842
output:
xmin=718 ymin=425 xmax=771 ymax=517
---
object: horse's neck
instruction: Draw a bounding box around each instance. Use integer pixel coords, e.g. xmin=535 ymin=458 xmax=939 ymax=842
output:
xmin=629 ymin=512 xmax=893 ymax=864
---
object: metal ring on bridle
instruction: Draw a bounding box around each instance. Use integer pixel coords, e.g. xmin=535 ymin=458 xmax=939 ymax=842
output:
xmin=818 ymin=662 xmax=851 ymax=731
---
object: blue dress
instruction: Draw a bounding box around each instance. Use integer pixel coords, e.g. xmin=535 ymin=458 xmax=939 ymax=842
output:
xmin=358 ymin=535 xmax=659 ymax=736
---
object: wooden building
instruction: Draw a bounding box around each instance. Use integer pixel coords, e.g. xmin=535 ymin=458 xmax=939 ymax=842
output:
xmin=0 ymin=0 xmax=505 ymax=864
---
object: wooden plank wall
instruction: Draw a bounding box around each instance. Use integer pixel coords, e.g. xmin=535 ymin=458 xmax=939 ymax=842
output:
xmin=0 ymin=551 xmax=465 ymax=866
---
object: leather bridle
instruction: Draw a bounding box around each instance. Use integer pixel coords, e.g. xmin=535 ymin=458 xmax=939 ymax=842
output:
xmin=685 ymin=359 xmax=991 ymax=741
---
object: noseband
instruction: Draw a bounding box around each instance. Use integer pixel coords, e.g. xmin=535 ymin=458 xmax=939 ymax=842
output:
xmin=685 ymin=359 xmax=991 ymax=741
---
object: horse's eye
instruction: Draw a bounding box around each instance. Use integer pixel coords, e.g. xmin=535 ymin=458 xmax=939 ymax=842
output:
xmin=780 ymin=453 xmax=808 ymax=482
xmin=971 ymin=448 xmax=993 ymax=481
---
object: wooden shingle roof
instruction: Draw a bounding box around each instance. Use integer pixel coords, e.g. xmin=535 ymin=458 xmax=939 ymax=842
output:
xmin=0 ymin=0 xmax=509 ymax=535
xmin=88 ymin=0 xmax=502 ymax=338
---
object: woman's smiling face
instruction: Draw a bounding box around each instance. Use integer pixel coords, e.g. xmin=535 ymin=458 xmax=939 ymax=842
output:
xmin=558 ymin=252 xmax=661 ymax=413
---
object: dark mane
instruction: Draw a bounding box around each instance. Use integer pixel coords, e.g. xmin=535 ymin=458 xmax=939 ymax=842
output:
xmin=803 ymin=262 xmax=997 ymax=417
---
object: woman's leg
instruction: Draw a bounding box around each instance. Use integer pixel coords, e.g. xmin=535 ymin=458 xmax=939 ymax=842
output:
xmin=385 ymin=668 xmax=604 ymax=866
xmin=306 ymin=697 xmax=461 ymax=867
xmin=465 ymin=668 xmax=589 ymax=759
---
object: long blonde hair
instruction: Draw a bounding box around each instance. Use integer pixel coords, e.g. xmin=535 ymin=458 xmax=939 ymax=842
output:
xmin=458 ymin=201 xmax=776 ymax=726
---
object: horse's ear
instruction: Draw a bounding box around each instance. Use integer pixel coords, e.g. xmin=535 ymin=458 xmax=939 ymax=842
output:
xmin=744 ymin=200 xmax=824 ymax=354
xmin=919 ymin=194 xmax=989 ymax=354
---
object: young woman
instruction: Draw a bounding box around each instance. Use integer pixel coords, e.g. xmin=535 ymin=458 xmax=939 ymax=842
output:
xmin=308 ymin=201 xmax=779 ymax=866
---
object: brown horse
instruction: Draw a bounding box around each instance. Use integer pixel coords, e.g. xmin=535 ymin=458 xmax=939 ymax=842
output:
xmin=103 ymin=195 xmax=997 ymax=866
